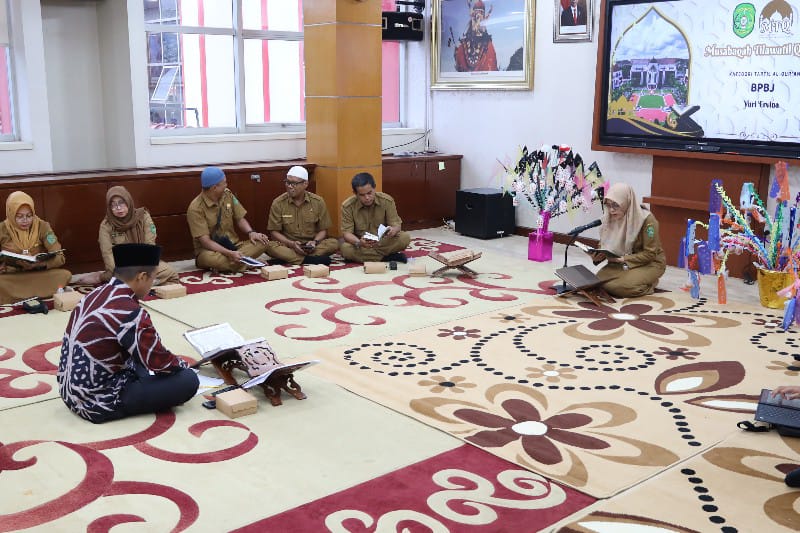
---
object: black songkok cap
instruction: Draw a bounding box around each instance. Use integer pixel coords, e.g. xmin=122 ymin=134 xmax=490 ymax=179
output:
xmin=112 ymin=243 xmax=161 ymax=268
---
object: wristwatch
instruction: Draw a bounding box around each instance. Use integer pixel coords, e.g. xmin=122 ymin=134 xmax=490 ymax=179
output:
xmin=621 ymin=256 xmax=629 ymax=270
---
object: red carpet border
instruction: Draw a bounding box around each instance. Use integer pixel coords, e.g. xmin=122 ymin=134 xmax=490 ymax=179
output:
xmin=233 ymin=444 xmax=595 ymax=533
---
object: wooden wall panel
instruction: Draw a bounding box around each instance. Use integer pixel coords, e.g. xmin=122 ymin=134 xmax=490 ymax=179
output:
xmin=121 ymin=177 xmax=199 ymax=217
xmin=0 ymin=157 xmax=458 ymax=273
xmin=41 ymin=183 xmax=108 ymax=271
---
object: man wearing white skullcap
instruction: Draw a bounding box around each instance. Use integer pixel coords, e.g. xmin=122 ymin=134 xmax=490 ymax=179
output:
xmin=266 ymin=166 xmax=339 ymax=265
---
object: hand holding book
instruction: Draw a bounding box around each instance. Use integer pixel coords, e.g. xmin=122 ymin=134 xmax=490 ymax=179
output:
xmin=574 ymin=241 xmax=619 ymax=259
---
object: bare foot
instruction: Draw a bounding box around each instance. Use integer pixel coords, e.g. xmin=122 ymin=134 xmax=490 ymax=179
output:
xmin=74 ymin=272 xmax=103 ymax=285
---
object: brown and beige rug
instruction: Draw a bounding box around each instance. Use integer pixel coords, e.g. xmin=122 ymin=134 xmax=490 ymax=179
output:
xmin=310 ymin=291 xmax=797 ymax=498
xmin=558 ymin=430 xmax=800 ymax=532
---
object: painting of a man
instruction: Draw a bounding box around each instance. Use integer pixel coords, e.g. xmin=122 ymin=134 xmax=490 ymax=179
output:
xmin=560 ymin=0 xmax=587 ymax=27
xmin=454 ymin=0 xmax=498 ymax=72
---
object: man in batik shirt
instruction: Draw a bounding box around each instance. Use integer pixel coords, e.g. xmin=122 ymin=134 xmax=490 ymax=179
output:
xmin=57 ymin=243 xmax=198 ymax=423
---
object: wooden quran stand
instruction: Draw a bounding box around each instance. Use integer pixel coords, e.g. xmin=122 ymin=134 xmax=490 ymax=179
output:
xmin=554 ymin=265 xmax=616 ymax=307
xmin=428 ymin=250 xmax=482 ymax=278
xmin=197 ymin=350 xmax=307 ymax=407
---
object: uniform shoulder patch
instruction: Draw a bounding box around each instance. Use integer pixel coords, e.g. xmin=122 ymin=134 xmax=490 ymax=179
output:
xmin=646 ymin=224 xmax=655 ymax=239
xmin=46 ymin=232 xmax=57 ymax=245
xmin=150 ymin=223 xmax=157 ymax=234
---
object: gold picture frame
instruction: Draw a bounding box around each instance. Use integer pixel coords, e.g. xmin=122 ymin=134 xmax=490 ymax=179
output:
xmin=553 ymin=0 xmax=593 ymax=43
xmin=431 ymin=0 xmax=534 ymax=90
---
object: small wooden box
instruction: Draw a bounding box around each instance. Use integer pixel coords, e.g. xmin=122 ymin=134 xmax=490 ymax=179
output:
xmin=216 ymin=388 xmax=258 ymax=419
xmin=364 ymin=261 xmax=387 ymax=274
xmin=54 ymin=291 xmax=83 ymax=312
xmin=303 ymin=264 xmax=329 ymax=278
xmin=153 ymin=283 xmax=187 ymax=299
xmin=408 ymin=262 xmax=427 ymax=277
xmin=260 ymin=265 xmax=289 ymax=280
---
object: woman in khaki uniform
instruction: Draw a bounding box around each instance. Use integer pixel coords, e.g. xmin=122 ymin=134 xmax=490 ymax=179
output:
xmin=592 ymin=183 xmax=666 ymax=298
xmin=94 ymin=186 xmax=178 ymax=286
xmin=0 ymin=191 xmax=71 ymax=304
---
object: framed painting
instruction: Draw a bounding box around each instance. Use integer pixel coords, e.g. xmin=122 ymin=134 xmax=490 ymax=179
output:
xmin=431 ymin=0 xmax=534 ymax=90
xmin=553 ymin=0 xmax=593 ymax=43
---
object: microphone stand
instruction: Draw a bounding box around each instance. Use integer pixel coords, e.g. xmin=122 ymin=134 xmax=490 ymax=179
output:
xmin=553 ymin=233 xmax=579 ymax=294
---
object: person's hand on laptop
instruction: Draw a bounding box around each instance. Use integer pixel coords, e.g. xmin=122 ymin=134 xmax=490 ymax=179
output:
xmin=773 ymin=385 xmax=800 ymax=400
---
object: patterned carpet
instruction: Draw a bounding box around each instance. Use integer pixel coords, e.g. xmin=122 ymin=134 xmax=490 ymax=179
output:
xmin=0 ymin=237 xmax=463 ymax=319
xmin=309 ymin=292 xmax=800 ymax=506
xmin=3 ymin=238 xmax=800 ymax=531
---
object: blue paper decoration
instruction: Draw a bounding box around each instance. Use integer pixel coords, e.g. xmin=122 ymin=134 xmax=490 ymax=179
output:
xmin=782 ymin=297 xmax=796 ymax=331
xmin=708 ymin=213 xmax=720 ymax=251
xmin=697 ymin=243 xmax=712 ymax=274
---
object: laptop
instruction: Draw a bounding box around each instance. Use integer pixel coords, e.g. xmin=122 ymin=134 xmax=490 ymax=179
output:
xmin=754 ymin=388 xmax=800 ymax=429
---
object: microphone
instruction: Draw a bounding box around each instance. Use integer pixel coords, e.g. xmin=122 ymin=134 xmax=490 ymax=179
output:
xmin=567 ymin=219 xmax=602 ymax=236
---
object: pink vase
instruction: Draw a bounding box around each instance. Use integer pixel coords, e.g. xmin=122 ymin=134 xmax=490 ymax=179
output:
xmin=528 ymin=212 xmax=554 ymax=262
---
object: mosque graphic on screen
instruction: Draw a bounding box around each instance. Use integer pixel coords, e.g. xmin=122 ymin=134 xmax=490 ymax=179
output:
xmin=606 ymin=8 xmax=702 ymax=138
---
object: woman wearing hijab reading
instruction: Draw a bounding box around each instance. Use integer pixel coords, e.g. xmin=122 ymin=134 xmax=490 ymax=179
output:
xmin=0 ymin=191 xmax=71 ymax=304
xmin=89 ymin=186 xmax=178 ymax=286
xmin=592 ymin=183 xmax=666 ymax=297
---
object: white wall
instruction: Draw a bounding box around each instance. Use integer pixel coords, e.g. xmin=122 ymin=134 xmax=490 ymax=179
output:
xmin=41 ymin=0 xmax=107 ymax=171
xmin=428 ymin=1 xmax=652 ymax=238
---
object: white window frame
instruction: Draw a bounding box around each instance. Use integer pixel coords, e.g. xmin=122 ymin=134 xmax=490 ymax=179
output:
xmin=144 ymin=1 xmax=406 ymax=138
xmin=0 ymin=0 xmax=17 ymax=142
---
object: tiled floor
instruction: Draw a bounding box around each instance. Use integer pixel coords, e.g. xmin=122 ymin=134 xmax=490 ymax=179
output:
xmin=412 ymin=226 xmax=761 ymax=306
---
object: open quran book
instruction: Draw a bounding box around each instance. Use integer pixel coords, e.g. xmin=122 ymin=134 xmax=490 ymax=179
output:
xmin=184 ymin=322 xmax=265 ymax=362
xmin=186 ymin=323 xmax=318 ymax=388
xmin=573 ymin=241 xmax=620 ymax=259
xmin=0 ymin=248 xmax=65 ymax=263
xmin=363 ymin=224 xmax=389 ymax=242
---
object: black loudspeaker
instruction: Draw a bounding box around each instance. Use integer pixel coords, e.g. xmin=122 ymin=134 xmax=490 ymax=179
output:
xmin=455 ymin=188 xmax=515 ymax=239
xmin=382 ymin=11 xmax=424 ymax=41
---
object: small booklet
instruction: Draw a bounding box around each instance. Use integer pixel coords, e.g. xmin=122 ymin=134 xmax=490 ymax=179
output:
xmin=239 ymin=256 xmax=266 ymax=268
xmin=574 ymin=241 xmax=620 ymax=259
xmin=0 ymin=248 xmax=65 ymax=263
xmin=363 ymin=224 xmax=389 ymax=242
xmin=184 ymin=322 xmax=265 ymax=362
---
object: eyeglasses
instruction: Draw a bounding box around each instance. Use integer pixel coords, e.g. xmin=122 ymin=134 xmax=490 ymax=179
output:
xmin=284 ymin=179 xmax=306 ymax=187
xmin=15 ymin=213 xmax=34 ymax=221
xmin=603 ymin=200 xmax=621 ymax=210
xmin=110 ymin=201 xmax=128 ymax=209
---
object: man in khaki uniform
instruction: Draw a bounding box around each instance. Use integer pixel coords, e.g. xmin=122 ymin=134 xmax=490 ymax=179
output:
xmin=267 ymin=166 xmax=339 ymax=266
xmin=186 ymin=167 xmax=269 ymax=273
xmin=340 ymin=172 xmax=411 ymax=263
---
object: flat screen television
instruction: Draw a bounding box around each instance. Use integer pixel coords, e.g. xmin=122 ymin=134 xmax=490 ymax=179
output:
xmin=593 ymin=0 xmax=800 ymax=161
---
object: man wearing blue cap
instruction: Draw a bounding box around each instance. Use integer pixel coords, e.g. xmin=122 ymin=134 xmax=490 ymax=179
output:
xmin=57 ymin=243 xmax=199 ymax=423
xmin=186 ymin=166 xmax=270 ymax=272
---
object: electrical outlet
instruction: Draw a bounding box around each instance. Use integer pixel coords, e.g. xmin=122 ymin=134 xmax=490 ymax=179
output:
xmin=250 ymin=174 xmax=261 ymax=183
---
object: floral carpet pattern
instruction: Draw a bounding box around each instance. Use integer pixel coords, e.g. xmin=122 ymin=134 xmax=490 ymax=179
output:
xmin=559 ymin=431 xmax=800 ymax=532
xmin=0 ymin=238 xmax=463 ymax=319
xmin=310 ymin=292 xmax=798 ymax=499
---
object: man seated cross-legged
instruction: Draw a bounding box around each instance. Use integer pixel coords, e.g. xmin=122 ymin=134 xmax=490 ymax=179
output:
xmin=266 ymin=165 xmax=339 ymax=266
xmin=186 ymin=166 xmax=270 ymax=273
xmin=340 ymin=172 xmax=410 ymax=264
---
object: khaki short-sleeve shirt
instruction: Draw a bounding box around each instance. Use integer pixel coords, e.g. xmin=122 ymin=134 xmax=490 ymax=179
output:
xmin=186 ymin=189 xmax=247 ymax=255
xmin=267 ymin=191 xmax=331 ymax=242
xmin=340 ymin=192 xmax=403 ymax=236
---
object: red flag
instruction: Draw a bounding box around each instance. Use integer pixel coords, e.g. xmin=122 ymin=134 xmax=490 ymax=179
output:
xmin=561 ymin=0 xmax=571 ymax=9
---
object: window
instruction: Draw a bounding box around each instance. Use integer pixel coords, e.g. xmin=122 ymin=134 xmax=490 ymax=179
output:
xmin=0 ymin=0 xmax=15 ymax=140
xmin=144 ymin=0 xmax=402 ymax=133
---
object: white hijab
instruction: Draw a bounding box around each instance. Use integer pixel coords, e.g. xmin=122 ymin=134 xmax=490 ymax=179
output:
xmin=600 ymin=183 xmax=649 ymax=256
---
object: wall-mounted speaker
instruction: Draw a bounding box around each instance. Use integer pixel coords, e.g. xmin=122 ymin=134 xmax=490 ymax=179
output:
xmin=382 ymin=11 xmax=424 ymax=41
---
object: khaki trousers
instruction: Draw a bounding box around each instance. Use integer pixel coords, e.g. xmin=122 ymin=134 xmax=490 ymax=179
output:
xmin=340 ymin=231 xmax=411 ymax=263
xmin=266 ymin=238 xmax=340 ymax=265
xmin=195 ymin=241 xmax=269 ymax=273
xmin=597 ymin=262 xmax=666 ymax=298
